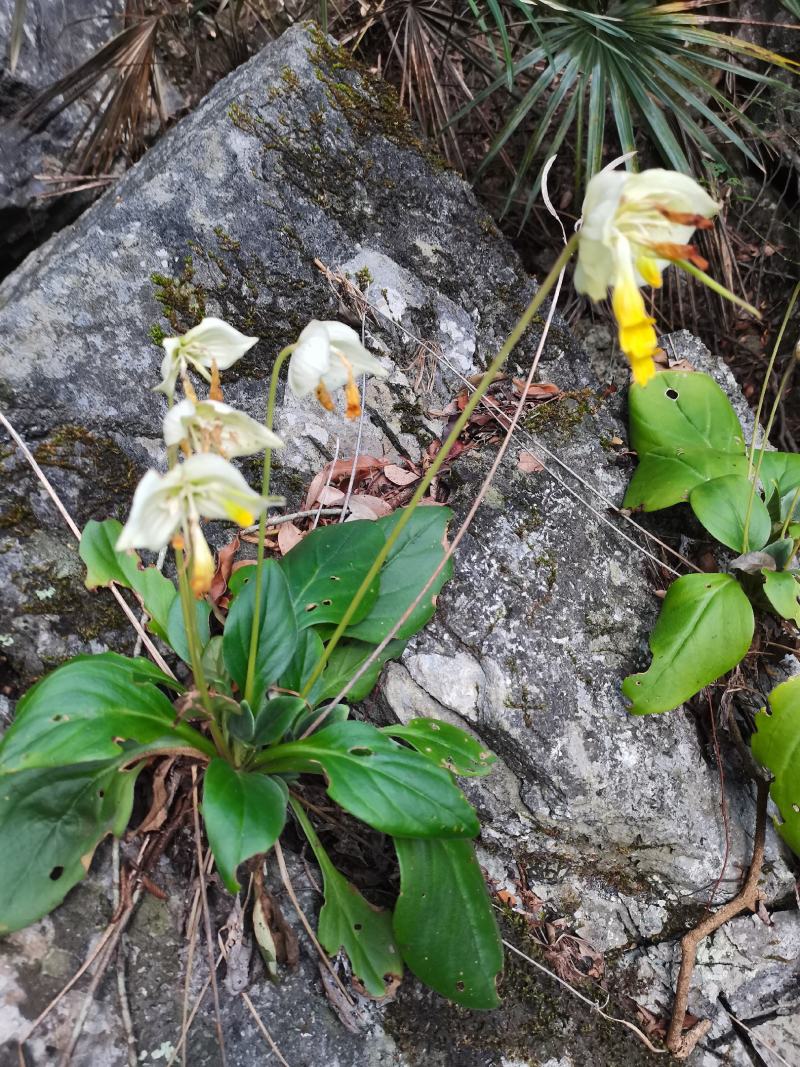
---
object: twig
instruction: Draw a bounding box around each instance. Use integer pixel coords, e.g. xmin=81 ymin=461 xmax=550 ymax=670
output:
xmin=241 ymin=508 xmax=344 ymax=535
xmin=665 ymin=777 xmax=770 ymax=1058
xmin=312 ymin=437 xmax=339 ymax=530
xmin=59 ymin=936 xmax=118 ymax=1066
xmin=0 ymin=411 xmax=175 ymax=678
xmin=190 ymin=767 xmax=228 ymax=1067
xmin=500 ymin=937 xmax=666 ymax=1056
xmin=719 ymin=1004 xmax=796 ymax=1067
xmin=112 ymin=841 xmax=138 ymax=1067
xmin=272 ymin=841 xmax=354 ymax=1006
xmin=705 ymin=690 xmax=731 ymax=911
xmin=179 ymin=849 xmax=213 ymax=1067
xmin=241 ymin=992 xmax=293 ymax=1067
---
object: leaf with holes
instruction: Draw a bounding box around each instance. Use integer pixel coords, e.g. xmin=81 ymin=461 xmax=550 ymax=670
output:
xmin=763 ymin=571 xmax=800 ymax=625
xmin=623 ymin=449 xmax=749 ymax=511
xmin=279 ymin=520 xmax=385 ymax=630
xmin=202 ymin=760 xmax=288 ymax=892
xmin=315 ymin=639 xmax=406 ymax=703
xmin=629 ymin=372 xmax=745 ymax=459
xmin=689 ymin=475 xmax=771 ymax=552
xmin=80 ymin=518 xmax=177 ymax=641
xmin=0 ymin=756 xmax=142 ymax=934
xmin=382 ymin=719 xmax=496 ymax=778
xmin=752 ymin=676 xmax=800 ymax=856
xmin=223 ymin=559 xmax=298 ymax=713
xmin=393 ymin=837 xmax=502 ymax=1009
xmin=622 ymin=573 xmax=753 ymax=715
xmin=346 ymin=507 xmax=454 ymax=642
xmin=0 ymin=654 xmax=209 ymax=772
xmin=293 ymin=798 xmax=401 ymax=997
xmin=260 ymin=721 xmax=479 ymax=838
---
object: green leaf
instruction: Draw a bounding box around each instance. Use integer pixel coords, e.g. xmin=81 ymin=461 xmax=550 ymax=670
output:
xmin=763 ymin=571 xmax=800 ymax=625
xmin=315 ymin=639 xmax=406 ymax=703
xmin=0 ymin=653 xmax=210 ymax=772
xmin=0 ymin=757 xmax=141 ymax=934
xmin=762 ymin=538 xmax=796 ymax=571
xmin=623 ymin=449 xmax=749 ymax=511
xmin=292 ymin=703 xmax=350 ymax=739
xmin=382 ymin=719 xmax=496 ymax=778
xmin=166 ymin=594 xmax=211 ymax=665
xmin=291 ymin=797 xmax=402 ymax=998
xmin=80 ymin=519 xmax=177 ymax=641
xmin=689 ymin=475 xmax=771 ymax=552
xmin=393 ymin=837 xmax=502 ymax=1009
xmin=629 ymin=371 xmax=745 ymax=459
xmin=752 ymin=676 xmax=800 ymax=856
xmin=202 ymin=760 xmax=288 ymax=892
xmin=757 ymin=451 xmax=800 ymax=499
xmin=346 ymin=507 xmax=454 ymax=643
xmin=279 ymin=520 xmax=385 ymax=629
xmin=251 ymin=696 xmax=307 ymax=747
xmin=622 ymin=573 xmax=753 ymax=715
xmin=278 ymin=628 xmax=326 ymax=705
xmin=223 ymin=559 xmax=298 ymax=712
xmin=260 ymin=721 xmax=479 ymax=838
xmin=228 ymin=701 xmax=255 ymax=743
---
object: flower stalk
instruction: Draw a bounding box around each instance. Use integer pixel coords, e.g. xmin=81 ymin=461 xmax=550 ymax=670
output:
xmin=299 ymin=232 xmax=580 ymax=704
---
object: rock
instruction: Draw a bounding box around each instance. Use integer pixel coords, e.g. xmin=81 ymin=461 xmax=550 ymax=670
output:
xmin=0 ymin=23 xmax=798 ymax=1066
xmin=0 ymin=0 xmax=123 ymax=276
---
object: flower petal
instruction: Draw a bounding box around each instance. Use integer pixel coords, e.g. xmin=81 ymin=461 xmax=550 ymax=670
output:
xmin=288 ymin=328 xmax=332 ymax=397
xmin=182 ymin=317 xmax=259 ymax=370
xmin=116 ymin=469 xmax=182 ymax=552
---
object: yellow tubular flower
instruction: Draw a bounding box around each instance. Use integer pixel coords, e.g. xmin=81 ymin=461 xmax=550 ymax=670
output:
xmin=188 ymin=517 xmax=215 ymax=598
xmin=575 ymin=167 xmax=720 ymax=384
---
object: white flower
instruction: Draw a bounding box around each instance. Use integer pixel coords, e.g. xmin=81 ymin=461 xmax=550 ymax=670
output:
xmin=287 ymin=320 xmax=388 ymax=419
xmin=163 ymin=398 xmax=284 ymax=458
xmin=574 ymin=168 xmax=719 ymax=384
xmin=156 ymin=318 xmax=258 ymax=400
xmin=116 ymin=454 xmax=279 ymax=595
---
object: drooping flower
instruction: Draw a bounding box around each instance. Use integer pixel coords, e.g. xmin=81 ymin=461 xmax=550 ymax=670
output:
xmin=156 ymin=318 xmax=258 ymax=401
xmin=117 ymin=454 xmax=279 ymax=595
xmin=287 ymin=320 xmax=388 ymax=419
xmin=163 ymin=398 xmax=284 ymax=458
xmin=575 ymin=168 xmax=719 ymax=385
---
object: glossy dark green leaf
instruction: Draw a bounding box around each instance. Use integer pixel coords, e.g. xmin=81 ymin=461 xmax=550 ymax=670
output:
xmin=228 ymin=701 xmax=255 ymax=743
xmin=202 ymin=636 xmax=232 ymax=695
xmin=202 ymin=760 xmax=288 ymax=892
xmin=0 ymin=756 xmax=141 ymax=934
xmin=278 ymin=628 xmax=325 ymax=705
xmin=228 ymin=563 xmax=255 ymax=597
xmin=383 ymin=719 xmax=496 ymax=777
xmin=346 ymin=507 xmax=453 ymax=642
xmin=315 ymin=639 xmax=406 ymax=703
xmin=622 ymin=574 xmax=753 ymax=715
xmin=223 ymin=559 xmax=297 ymax=712
xmin=752 ymin=676 xmax=800 ymax=856
xmin=629 ymin=371 xmax=745 ymax=459
xmin=252 ymin=696 xmax=307 ymax=747
xmin=393 ymin=837 xmax=502 ymax=1009
xmin=689 ymin=474 xmax=771 ymax=552
xmin=291 ymin=703 xmax=350 ymax=739
xmin=0 ymin=654 xmax=210 ymax=772
xmin=260 ymin=721 xmax=479 ymax=838
xmin=762 ymin=538 xmax=796 ymax=571
xmin=167 ymin=594 xmax=211 ymax=665
xmin=80 ymin=518 xmax=177 ymax=641
xmin=279 ymin=520 xmax=384 ymax=629
xmin=291 ymin=798 xmax=401 ymax=997
xmin=623 ymin=449 xmax=749 ymax=512
xmin=763 ymin=571 xmax=800 ymax=625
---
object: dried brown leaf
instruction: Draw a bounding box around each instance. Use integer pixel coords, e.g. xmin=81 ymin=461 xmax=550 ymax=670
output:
xmin=518 ymin=451 xmax=544 ymax=473
xmin=277 ymin=522 xmax=304 ymax=555
xmin=383 ymin=463 xmax=419 ymax=487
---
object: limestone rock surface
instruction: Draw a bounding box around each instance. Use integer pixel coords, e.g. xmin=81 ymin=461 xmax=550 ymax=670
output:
xmin=1 ymin=24 xmax=798 ymax=1067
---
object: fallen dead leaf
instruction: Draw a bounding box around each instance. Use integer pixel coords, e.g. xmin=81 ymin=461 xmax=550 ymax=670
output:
xmin=304 ymin=456 xmax=387 ymax=510
xmin=131 ymin=757 xmax=178 ymax=836
xmin=316 ymin=485 xmax=346 ymax=506
xmin=347 ymin=495 xmax=393 ymax=520
xmin=512 ymin=379 xmax=561 ymax=399
xmin=518 ymin=450 xmax=544 ymax=473
xmin=278 ymin=521 xmax=304 ymax=555
xmin=383 ymin=463 xmax=419 ymax=487
xmin=210 ymin=534 xmax=240 ymax=605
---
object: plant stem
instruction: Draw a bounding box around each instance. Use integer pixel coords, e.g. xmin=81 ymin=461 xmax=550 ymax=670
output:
xmin=243 ymin=344 xmax=295 ymax=707
xmin=300 ymin=234 xmax=579 ymax=701
xmin=747 ymin=281 xmax=800 ymax=476
xmin=175 ymin=551 xmax=231 ymax=761
xmin=675 ymin=259 xmax=761 ymax=320
xmin=743 ymin=352 xmax=798 ymax=551
xmin=779 ymin=486 xmax=800 ymax=541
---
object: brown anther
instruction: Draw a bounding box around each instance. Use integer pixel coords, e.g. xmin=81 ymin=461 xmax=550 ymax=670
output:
xmin=315 ymin=382 xmax=336 ymax=412
xmin=171 ymin=533 xmax=185 ymax=551
xmin=179 ymin=439 xmax=192 ymax=458
xmin=657 ymin=207 xmax=714 ymax=230
xmin=650 ymin=242 xmax=709 ymax=270
xmin=182 ymin=375 xmax=198 ymax=402
xmin=209 ymin=358 xmax=223 ymax=402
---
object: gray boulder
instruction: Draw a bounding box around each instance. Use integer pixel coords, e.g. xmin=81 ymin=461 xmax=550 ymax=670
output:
xmin=1 ymin=24 xmax=798 ymax=1066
